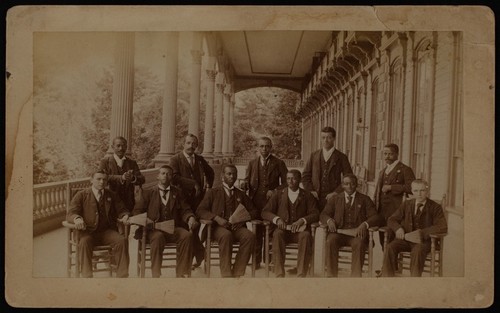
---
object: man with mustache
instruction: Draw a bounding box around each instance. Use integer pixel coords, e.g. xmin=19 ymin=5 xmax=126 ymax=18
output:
xmin=99 ymin=136 xmax=145 ymax=212
xmin=169 ymin=134 xmax=215 ymax=269
xmin=240 ymin=136 xmax=288 ymax=269
xmin=373 ymin=143 xmax=415 ymax=247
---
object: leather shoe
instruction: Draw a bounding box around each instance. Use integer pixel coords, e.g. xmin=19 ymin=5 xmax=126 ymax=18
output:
xmin=286 ymin=267 xmax=297 ymax=275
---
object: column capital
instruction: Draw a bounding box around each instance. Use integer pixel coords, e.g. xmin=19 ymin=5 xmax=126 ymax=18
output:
xmin=224 ymin=83 xmax=232 ymax=95
xmin=216 ymin=83 xmax=225 ymax=94
xmin=191 ymin=50 xmax=204 ymax=65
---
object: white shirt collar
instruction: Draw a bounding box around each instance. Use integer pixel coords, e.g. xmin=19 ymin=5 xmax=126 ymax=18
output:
xmin=222 ymin=182 xmax=235 ymax=196
xmin=158 ymin=184 xmax=170 ymax=191
xmin=322 ymin=146 xmax=336 ymax=161
xmin=183 ymin=150 xmax=195 ymax=159
xmin=91 ymin=186 xmax=104 ymax=200
xmin=113 ymin=153 xmax=126 ymax=166
xmin=288 ymin=188 xmax=300 ymax=203
xmin=344 ymin=191 xmax=357 ymax=201
xmin=260 ymin=154 xmax=271 ymax=165
xmin=385 ymin=160 xmax=400 ymax=174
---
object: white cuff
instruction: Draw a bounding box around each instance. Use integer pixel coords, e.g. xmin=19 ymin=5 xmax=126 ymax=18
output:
xmin=301 ymin=218 xmax=307 ymax=225
xmin=73 ymin=216 xmax=82 ymax=223
xmin=272 ymin=216 xmax=281 ymax=225
xmin=363 ymin=221 xmax=369 ymax=229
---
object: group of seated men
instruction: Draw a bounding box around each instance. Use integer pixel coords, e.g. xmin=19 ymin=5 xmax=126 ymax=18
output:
xmin=67 ymin=126 xmax=447 ymax=278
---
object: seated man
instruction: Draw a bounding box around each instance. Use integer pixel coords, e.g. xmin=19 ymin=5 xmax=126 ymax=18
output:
xmin=320 ymin=174 xmax=382 ymax=277
xmin=262 ymin=169 xmax=319 ymax=278
xmin=381 ymin=179 xmax=448 ymax=277
xmin=132 ymin=165 xmax=198 ymax=278
xmin=196 ymin=164 xmax=258 ymax=278
xmin=67 ymin=169 xmax=130 ymax=278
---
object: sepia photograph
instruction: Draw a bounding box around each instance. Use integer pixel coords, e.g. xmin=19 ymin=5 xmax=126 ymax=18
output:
xmin=5 ymin=5 xmax=494 ymax=308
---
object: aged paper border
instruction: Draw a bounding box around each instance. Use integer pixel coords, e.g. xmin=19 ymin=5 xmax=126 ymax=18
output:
xmin=5 ymin=5 xmax=494 ymax=308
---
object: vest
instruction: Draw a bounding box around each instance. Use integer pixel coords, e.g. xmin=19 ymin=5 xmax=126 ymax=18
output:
xmin=343 ymin=198 xmax=357 ymax=229
xmin=223 ymin=191 xmax=237 ymax=220
xmin=95 ymin=195 xmax=109 ymax=232
xmin=320 ymin=154 xmax=334 ymax=195
xmin=413 ymin=208 xmax=425 ymax=231
xmin=257 ymin=160 xmax=270 ymax=191
xmin=287 ymin=198 xmax=301 ymax=223
xmin=160 ymin=198 xmax=172 ymax=222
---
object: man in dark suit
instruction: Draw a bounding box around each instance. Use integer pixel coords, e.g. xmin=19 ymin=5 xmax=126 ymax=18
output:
xmin=132 ymin=165 xmax=199 ymax=278
xmin=373 ymin=143 xmax=416 ymax=246
xmin=67 ymin=170 xmax=130 ymax=278
xmin=320 ymin=174 xmax=383 ymax=277
xmin=381 ymin=179 xmax=448 ymax=277
xmin=99 ymin=136 xmax=145 ymax=212
xmin=302 ymin=126 xmax=353 ymax=212
xmin=262 ymin=169 xmax=319 ymax=277
xmin=197 ymin=164 xmax=257 ymax=277
xmin=169 ymin=134 xmax=215 ymax=268
xmin=241 ymin=136 xmax=288 ymax=269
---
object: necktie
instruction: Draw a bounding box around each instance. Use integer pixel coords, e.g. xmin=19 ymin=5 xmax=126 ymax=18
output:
xmin=189 ymin=155 xmax=194 ymax=168
xmin=347 ymin=195 xmax=353 ymax=209
xmin=224 ymin=186 xmax=233 ymax=197
xmin=98 ymin=190 xmax=104 ymax=203
xmin=416 ymin=203 xmax=423 ymax=215
xmin=161 ymin=188 xmax=169 ymax=201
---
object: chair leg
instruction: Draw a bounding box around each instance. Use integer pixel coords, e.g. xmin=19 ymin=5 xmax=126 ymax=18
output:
xmin=368 ymin=231 xmax=373 ymax=277
xmin=140 ymin=229 xmax=147 ymax=278
xmin=205 ymin=225 xmax=212 ymax=278
xmin=310 ymin=228 xmax=315 ymax=277
xmin=75 ymin=231 xmax=81 ymax=278
xmin=251 ymin=224 xmax=256 ymax=277
xmin=323 ymin=228 xmax=327 ymax=277
xmin=264 ymin=224 xmax=270 ymax=277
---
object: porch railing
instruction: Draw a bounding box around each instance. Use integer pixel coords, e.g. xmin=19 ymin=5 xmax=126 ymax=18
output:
xmin=232 ymin=157 xmax=304 ymax=168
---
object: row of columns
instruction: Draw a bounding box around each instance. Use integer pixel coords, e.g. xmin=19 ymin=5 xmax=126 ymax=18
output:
xmin=106 ymin=32 xmax=236 ymax=164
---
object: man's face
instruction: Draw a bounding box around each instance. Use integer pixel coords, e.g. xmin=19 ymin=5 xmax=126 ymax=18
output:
xmin=258 ymin=139 xmax=272 ymax=158
xmin=411 ymin=182 xmax=429 ymax=203
xmin=383 ymin=147 xmax=398 ymax=165
xmin=342 ymin=176 xmax=357 ymax=195
xmin=91 ymin=173 xmax=108 ymax=190
xmin=112 ymin=139 xmax=127 ymax=158
xmin=321 ymin=132 xmax=335 ymax=150
xmin=286 ymin=173 xmax=301 ymax=191
xmin=184 ymin=136 xmax=198 ymax=155
xmin=222 ymin=167 xmax=238 ymax=187
xmin=157 ymin=167 xmax=173 ymax=187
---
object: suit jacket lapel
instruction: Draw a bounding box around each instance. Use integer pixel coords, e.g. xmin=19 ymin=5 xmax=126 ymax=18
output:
xmin=267 ymin=155 xmax=276 ymax=174
xmin=109 ymin=156 xmax=120 ymax=173
xmin=385 ymin=163 xmax=402 ymax=183
xmin=103 ymin=190 xmax=111 ymax=217
xmin=280 ymin=189 xmax=289 ymax=222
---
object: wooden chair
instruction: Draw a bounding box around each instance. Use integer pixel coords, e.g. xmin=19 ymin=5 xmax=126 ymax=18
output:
xmin=201 ymin=219 xmax=260 ymax=277
xmin=135 ymin=226 xmax=179 ymax=278
xmin=320 ymin=224 xmax=378 ymax=277
xmin=380 ymin=194 xmax=448 ymax=277
xmin=263 ymin=221 xmax=319 ymax=277
xmin=63 ymin=187 xmax=129 ymax=277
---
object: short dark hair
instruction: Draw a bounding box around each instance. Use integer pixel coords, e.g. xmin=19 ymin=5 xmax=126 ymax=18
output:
xmin=91 ymin=169 xmax=108 ymax=178
xmin=222 ymin=164 xmax=238 ymax=173
xmin=159 ymin=165 xmax=173 ymax=172
xmin=258 ymin=137 xmax=272 ymax=146
xmin=112 ymin=136 xmax=127 ymax=145
xmin=343 ymin=173 xmax=358 ymax=186
xmin=287 ymin=169 xmax=302 ymax=180
xmin=385 ymin=143 xmax=399 ymax=155
xmin=411 ymin=179 xmax=429 ymax=189
xmin=321 ymin=127 xmax=336 ymax=138
xmin=185 ymin=133 xmax=199 ymax=143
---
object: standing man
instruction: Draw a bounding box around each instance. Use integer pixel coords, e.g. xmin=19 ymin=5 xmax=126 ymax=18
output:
xmin=67 ymin=170 xmax=130 ymax=278
xmin=99 ymin=136 xmax=145 ymax=212
xmin=197 ymin=164 xmax=257 ymax=278
xmin=132 ymin=165 xmax=199 ymax=278
xmin=261 ymin=170 xmax=319 ymax=278
xmin=169 ymin=134 xmax=215 ymax=268
xmin=373 ymin=143 xmax=416 ymax=246
xmin=241 ymin=136 xmax=288 ymax=269
xmin=381 ymin=179 xmax=447 ymax=277
xmin=320 ymin=174 xmax=382 ymax=277
xmin=302 ymin=126 xmax=353 ymax=212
